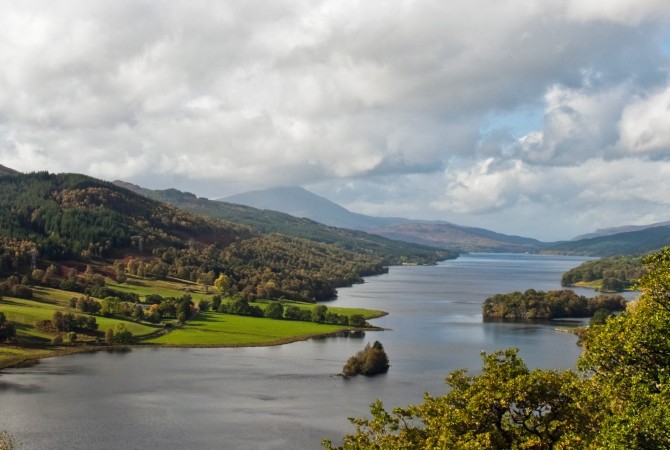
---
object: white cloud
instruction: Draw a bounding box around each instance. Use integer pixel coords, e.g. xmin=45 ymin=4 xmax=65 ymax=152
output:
xmin=1 ymin=0 xmax=670 ymax=239
xmin=616 ymin=85 xmax=670 ymax=157
xmin=566 ymin=0 xmax=670 ymax=25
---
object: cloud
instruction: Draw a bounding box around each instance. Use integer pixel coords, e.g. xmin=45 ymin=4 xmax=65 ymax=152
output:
xmin=616 ymin=85 xmax=670 ymax=158
xmin=1 ymin=0 xmax=670 ymax=239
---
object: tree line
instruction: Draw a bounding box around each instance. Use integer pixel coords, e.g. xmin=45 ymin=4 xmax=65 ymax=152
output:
xmin=482 ymin=289 xmax=627 ymax=320
xmin=561 ymin=255 xmax=646 ymax=292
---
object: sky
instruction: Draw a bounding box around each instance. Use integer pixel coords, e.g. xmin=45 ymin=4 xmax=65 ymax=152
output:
xmin=1 ymin=0 xmax=670 ymax=241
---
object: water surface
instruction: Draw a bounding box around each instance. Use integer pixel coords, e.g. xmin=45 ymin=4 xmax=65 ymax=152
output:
xmin=0 ymin=254 xmax=622 ymax=449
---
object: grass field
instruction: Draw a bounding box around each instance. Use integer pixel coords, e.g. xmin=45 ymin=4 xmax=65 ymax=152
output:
xmin=147 ymin=311 xmax=349 ymax=346
xmin=0 ymin=296 xmax=157 ymax=341
xmin=252 ymin=299 xmax=386 ymax=319
xmin=107 ymin=276 xmax=212 ymax=302
xmin=1 ymin=274 xmax=387 ymax=368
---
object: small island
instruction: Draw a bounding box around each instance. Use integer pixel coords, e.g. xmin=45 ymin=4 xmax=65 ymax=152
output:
xmin=341 ymin=341 xmax=390 ymax=377
xmin=482 ymin=289 xmax=627 ymax=321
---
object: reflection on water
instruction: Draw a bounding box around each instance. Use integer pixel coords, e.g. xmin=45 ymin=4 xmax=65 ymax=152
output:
xmin=0 ymin=253 xmax=626 ymax=450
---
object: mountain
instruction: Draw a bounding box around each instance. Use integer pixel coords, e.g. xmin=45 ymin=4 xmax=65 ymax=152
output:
xmin=221 ymin=186 xmax=405 ymax=230
xmin=370 ymin=223 xmax=544 ymax=253
xmin=114 ymin=181 xmax=454 ymax=265
xmin=222 ymin=186 xmax=546 ymax=253
xmin=543 ymin=225 xmax=670 ymax=256
xmin=0 ymin=164 xmax=19 ymax=176
xmin=572 ymin=221 xmax=670 ymax=240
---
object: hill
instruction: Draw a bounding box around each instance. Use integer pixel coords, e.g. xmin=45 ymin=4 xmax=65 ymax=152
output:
xmin=114 ymin=181 xmax=453 ymax=265
xmin=0 ymin=172 xmax=251 ymax=260
xmin=0 ymin=164 xmax=19 ymax=176
xmin=0 ymin=172 xmax=400 ymax=302
xmin=222 ymin=186 xmax=405 ymax=230
xmin=572 ymin=220 xmax=670 ymax=240
xmin=368 ymin=222 xmax=544 ymax=253
xmin=544 ymin=225 xmax=670 ymax=256
xmin=221 ymin=186 xmax=547 ymax=253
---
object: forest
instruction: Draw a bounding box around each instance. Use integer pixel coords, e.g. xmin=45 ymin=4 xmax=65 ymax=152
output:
xmin=0 ymin=171 xmax=446 ymax=302
xmin=482 ymin=289 xmax=627 ymax=320
xmin=561 ymin=255 xmax=645 ymax=292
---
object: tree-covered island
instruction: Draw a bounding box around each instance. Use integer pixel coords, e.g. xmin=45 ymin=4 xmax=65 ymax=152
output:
xmin=482 ymin=289 xmax=626 ymax=321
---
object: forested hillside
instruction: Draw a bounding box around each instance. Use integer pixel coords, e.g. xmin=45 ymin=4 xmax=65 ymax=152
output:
xmin=561 ymin=255 xmax=646 ymax=292
xmin=0 ymin=172 xmax=394 ymax=301
xmin=113 ymin=181 xmax=454 ymax=265
xmin=544 ymin=226 xmax=670 ymax=256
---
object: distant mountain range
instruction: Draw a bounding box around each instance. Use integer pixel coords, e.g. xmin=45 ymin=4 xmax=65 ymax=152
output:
xmin=543 ymin=225 xmax=670 ymax=256
xmin=222 ymin=186 xmax=544 ymax=253
xmin=113 ymin=181 xmax=453 ymax=264
xmin=222 ymin=186 xmax=405 ymax=230
xmin=221 ymin=186 xmax=670 ymax=256
xmin=2 ymin=162 xmax=668 ymax=257
xmin=572 ymin=221 xmax=670 ymax=240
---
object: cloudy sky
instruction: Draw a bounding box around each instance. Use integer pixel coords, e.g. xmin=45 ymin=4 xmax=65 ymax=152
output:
xmin=2 ymin=0 xmax=670 ymax=241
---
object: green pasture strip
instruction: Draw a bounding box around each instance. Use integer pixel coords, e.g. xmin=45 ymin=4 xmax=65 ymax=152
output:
xmin=1 ymin=297 xmax=60 ymax=326
xmin=147 ymin=312 xmax=348 ymax=346
xmin=94 ymin=317 xmax=158 ymax=336
xmin=573 ymin=281 xmax=602 ymax=289
xmin=107 ymin=277 xmax=211 ymax=302
xmin=325 ymin=306 xmax=386 ymax=319
xmin=0 ymin=296 xmax=156 ymax=338
xmin=252 ymin=299 xmax=386 ymax=319
xmin=31 ymin=286 xmax=77 ymax=306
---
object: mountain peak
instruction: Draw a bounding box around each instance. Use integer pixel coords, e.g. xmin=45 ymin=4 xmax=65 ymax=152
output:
xmin=220 ymin=186 xmax=391 ymax=229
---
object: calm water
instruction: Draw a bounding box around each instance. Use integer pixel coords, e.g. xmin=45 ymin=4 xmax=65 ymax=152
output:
xmin=0 ymin=254 xmax=624 ymax=449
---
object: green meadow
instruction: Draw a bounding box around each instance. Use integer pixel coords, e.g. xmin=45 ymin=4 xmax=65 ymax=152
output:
xmin=106 ymin=276 xmax=212 ymax=302
xmin=1 ymin=275 xmax=386 ymax=368
xmin=148 ymin=311 xmax=349 ymax=346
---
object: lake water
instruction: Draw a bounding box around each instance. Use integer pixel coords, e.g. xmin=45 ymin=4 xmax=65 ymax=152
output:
xmin=0 ymin=254 xmax=627 ymax=449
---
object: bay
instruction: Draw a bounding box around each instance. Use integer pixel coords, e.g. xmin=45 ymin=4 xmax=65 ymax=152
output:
xmin=0 ymin=254 xmax=623 ymax=449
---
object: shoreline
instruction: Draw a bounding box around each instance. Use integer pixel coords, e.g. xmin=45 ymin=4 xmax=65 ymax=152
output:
xmin=0 ymin=324 xmax=386 ymax=372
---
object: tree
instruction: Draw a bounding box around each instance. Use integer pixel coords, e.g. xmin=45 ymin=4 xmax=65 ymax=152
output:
xmin=264 ymin=301 xmax=284 ymax=319
xmin=341 ymin=341 xmax=390 ymax=377
xmin=113 ymin=323 xmax=133 ymax=344
xmin=114 ymin=262 xmax=127 ymax=284
xmin=211 ymin=294 xmax=222 ymax=311
xmin=132 ymin=304 xmax=145 ymax=321
xmin=348 ymin=314 xmax=366 ymax=328
xmin=0 ymin=312 xmax=16 ymax=341
xmin=197 ymin=270 xmax=216 ymax=294
xmin=104 ymin=328 xmax=114 ymax=345
xmin=198 ymin=299 xmax=211 ymax=312
xmin=578 ymin=247 xmax=670 ymax=448
xmin=214 ymin=273 xmax=231 ymax=294
xmin=312 ymin=304 xmax=328 ymax=323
